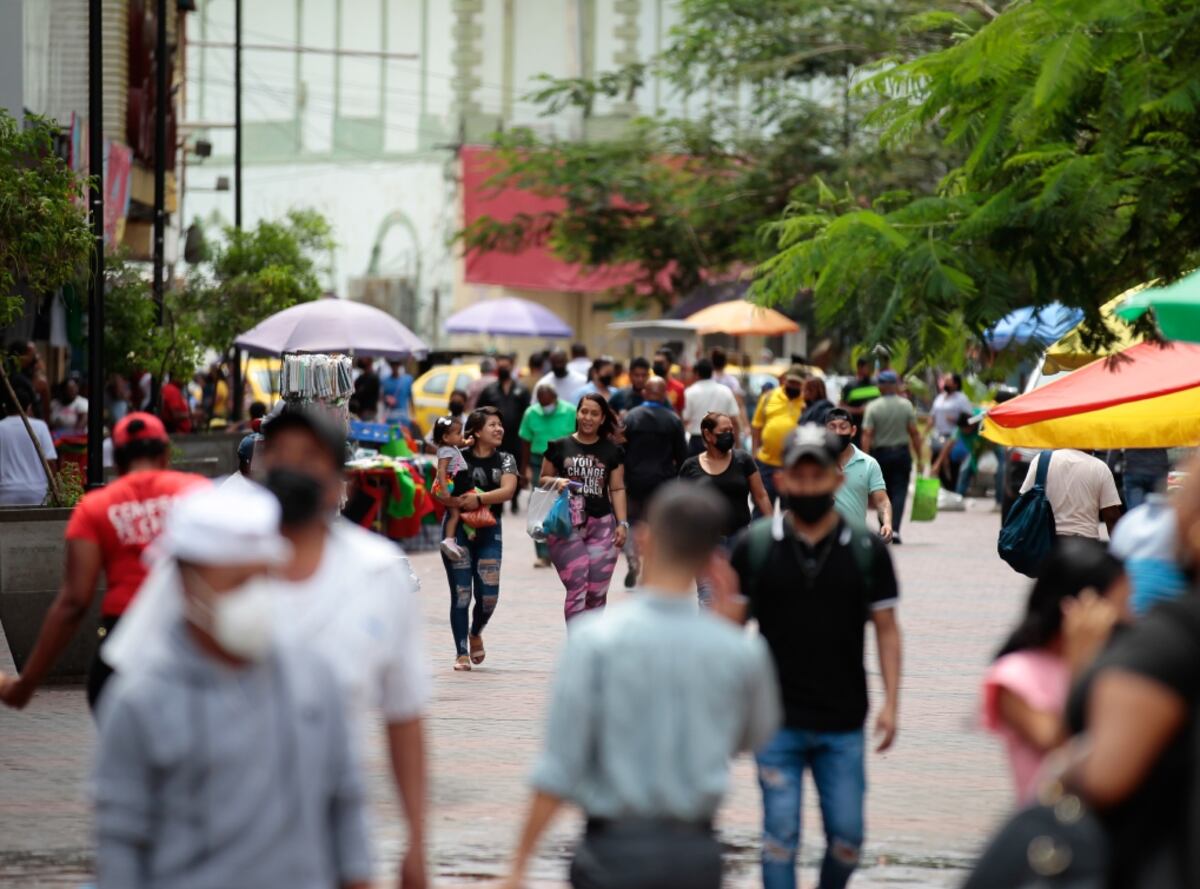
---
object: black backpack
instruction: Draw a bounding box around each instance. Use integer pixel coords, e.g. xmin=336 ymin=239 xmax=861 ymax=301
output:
xmin=997 ymin=450 xmax=1056 ymax=577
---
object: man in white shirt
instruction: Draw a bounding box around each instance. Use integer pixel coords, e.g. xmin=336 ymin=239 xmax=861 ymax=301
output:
xmin=0 ymin=379 xmax=58 ymax=506
xmin=566 ymin=342 xmax=592 ymax=378
xmin=538 ymin=348 xmax=589 ymax=405
xmin=1020 ymin=448 xmax=1123 ymax=539
xmin=682 ymin=358 xmax=741 ymax=455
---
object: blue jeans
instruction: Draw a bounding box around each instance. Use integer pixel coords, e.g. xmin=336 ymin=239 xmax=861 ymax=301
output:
xmin=441 ymin=519 xmax=502 ymax=657
xmin=1124 ymin=472 xmax=1162 ymax=510
xmin=757 ymin=728 xmax=866 ymax=889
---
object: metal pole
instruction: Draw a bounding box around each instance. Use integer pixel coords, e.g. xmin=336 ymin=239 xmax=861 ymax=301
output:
xmin=153 ymin=0 xmax=167 ymax=325
xmin=86 ymin=0 xmax=105 ymax=489
xmin=231 ymin=0 xmax=244 ymax=421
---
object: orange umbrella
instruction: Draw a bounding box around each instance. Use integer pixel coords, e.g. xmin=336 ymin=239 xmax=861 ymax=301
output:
xmin=685 ymin=299 xmax=800 ymax=336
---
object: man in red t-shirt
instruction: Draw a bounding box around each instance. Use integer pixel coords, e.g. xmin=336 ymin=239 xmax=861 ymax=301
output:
xmin=0 ymin=413 xmax=207 ymax=711
xmin=653 ymin=347 xmax=687 ymax=415
xmin=160 ymin=378 xmax=192 ymax=433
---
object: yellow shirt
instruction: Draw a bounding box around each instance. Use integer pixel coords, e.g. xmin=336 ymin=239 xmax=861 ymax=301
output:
xmin=753 ymin=387 xmax=805 ymax=466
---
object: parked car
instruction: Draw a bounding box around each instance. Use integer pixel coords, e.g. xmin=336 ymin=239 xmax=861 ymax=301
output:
xmin=412 ymin=363 xmax=480 ymax=435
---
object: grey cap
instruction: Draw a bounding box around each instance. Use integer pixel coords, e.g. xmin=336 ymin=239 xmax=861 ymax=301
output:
xmin=782 ymin=424 xmax=842 ymax=468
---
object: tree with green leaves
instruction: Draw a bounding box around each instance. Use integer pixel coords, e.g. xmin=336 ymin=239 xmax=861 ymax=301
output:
xmin=458 ymin=0 xmax=967 ymax=313
xmin=754 ymin=0 xmax=1200 ymax=362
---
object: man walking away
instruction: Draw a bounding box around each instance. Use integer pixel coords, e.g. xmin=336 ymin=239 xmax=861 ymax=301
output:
xmin=501 ymin=483 xmax=780 ymax=889
xmin=1121 ymin=448 xmax=1170 ymax=510
xmin=610 ymin=357 xmax=650 ymax=416
xmin=0 ymin=378 xmax=58 ymax=506
xmin=540 ymin=349 xmax=589 ymax=406
xmin=683 ymin=358 xmax=741 ymax=456
xmin=0 ymin=413 xmax=206 ymax=712
xmin=862 ymin=371 xmax=923 ymax=544
xmin=731 ymin=425 xmax=902 ymax=889
xmin=567 ymin=342 xmax=592 ymax=379
xmin=1020 ymin=448 xmax=1123 ymax=539
xmin=93 ymin=485 xmax=372 ymax=889
xmin=826 ymin=408 xmax=892 ymax=543
xmin=477 ymin=353 xmax=531 ymax=513
xmin=620 ymin=379 xmax=688 ymax=587
xmin=652 ymin=348 xmax=687 ymax=414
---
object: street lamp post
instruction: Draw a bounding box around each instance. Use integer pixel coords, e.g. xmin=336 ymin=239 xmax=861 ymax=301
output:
xmin=86 ymin=0 xmax=105 ymax=489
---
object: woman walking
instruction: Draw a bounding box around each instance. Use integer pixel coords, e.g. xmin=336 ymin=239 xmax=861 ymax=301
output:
xmin=440 ymin=406 xmax=518 ymax=671
xmin=678 ymin=412 xmax=773 ymax=601
xmin=541 ymin=393 xmax=628 ymax=621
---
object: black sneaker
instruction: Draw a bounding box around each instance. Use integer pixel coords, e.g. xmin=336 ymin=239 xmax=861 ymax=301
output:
xmin=892 ymin=533 xmax=903 ymax=545
xmin=624 ymin=566 xmax=638 ymax=589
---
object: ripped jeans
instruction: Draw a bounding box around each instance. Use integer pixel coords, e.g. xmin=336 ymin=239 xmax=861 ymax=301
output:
xmin=756 ymin=727 xmax=865 ymax=889
xmin=441 ymin=518 xmax=502 ymax=657
xmin=547 ymin=514 xmax=619 ymax=622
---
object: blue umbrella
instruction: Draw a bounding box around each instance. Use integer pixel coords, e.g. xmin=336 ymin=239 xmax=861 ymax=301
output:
xmin=444 ymin=297 xmax=573 ymax=338
xmin=984 ymin=303 xmax=1085 ymax=351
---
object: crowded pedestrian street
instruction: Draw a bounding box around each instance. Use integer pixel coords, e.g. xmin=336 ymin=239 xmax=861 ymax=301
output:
xmin=3 ymin=503 xmax=1020 ymax=888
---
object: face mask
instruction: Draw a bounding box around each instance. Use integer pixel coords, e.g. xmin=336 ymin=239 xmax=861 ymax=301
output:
xmin=185 ymin=573 xmax=276 ymax=662
xmin=834 ymin=432 xmax=853 ymax=451
xmin=598 ymin=374 xmax=614 ymax=387
xmin=542 ymin=402 xmax=557 ymax=415
xmin=652 ymin=362 xmax=668 ymax=378
xmin=714 ymin=431 xmax=735 ymax=453
xmin=449 ymin=401 xmax=465 ymax=416
xmin=496 ymin=367 xmax=511 ymax=382
xmin=785 ymin=385 xmax=803 ymax=400
xmin=785 ymin=491 xmax=835 ymax=524
xmin=264 ymin=467 xmax=326 ymax=527
xmin=553 ymin=366 xmax=568 ymax=378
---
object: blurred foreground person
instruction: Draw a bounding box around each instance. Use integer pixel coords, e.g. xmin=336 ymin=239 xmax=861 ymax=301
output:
xmin=93 ymin=485 xmax=372 ymax=889
xmin=1053 ymin=462 xmax=1200 ymax=888
xmin=105 ymin=405 xmax=431 ymax=888
xmin=982 ymin=539 xmax=1129 ymax=804
xmin=0 ymin=413 xmax=205 ymax=712
xmin=731 ymin=425 xmax=901 ymax=889
xmin=501 ymin=483 xmax=780 ymax=889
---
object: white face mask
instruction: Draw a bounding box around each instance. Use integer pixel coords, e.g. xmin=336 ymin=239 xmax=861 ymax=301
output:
xmin=542 ymin=402 xmax=557 ymax=415
xmin=185 ymin=573 xmax=276 ymax=662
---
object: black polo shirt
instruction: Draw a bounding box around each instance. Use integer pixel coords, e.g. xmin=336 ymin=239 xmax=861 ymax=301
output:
xmin=476 ymin=380 xmax=531 ymax=456
xmin=730 ymin=517 xmax=898 ymax=731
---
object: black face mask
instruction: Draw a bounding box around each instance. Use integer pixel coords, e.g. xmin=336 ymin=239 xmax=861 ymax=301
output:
xmin=496 ymin=367 xmax=511 ymax=382
xmin=786 ymin=491 xmax=835 ymax=524
xmin=553 ymin=366 xmax=568 ymax=378
xmin=652 ymin=362 xmax=668 ymax=378
xmin=785 ymin=385 xmax=803 ymax=400
xmin=265 ymin=467 xmax=327 ymax=527
xmin=598 ymin=374 xmax=614 ymax=387
xmin=714 ymin=431 xmax=735 ymax=453
xmin=449 ymin=401 xmax=465 ymax=416
xmin=834 ymin=432 xmax=853 ymax=451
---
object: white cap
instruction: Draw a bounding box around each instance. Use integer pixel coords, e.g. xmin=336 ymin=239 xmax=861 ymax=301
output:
xmin=155 ymin=485 xmax=293 ymax=566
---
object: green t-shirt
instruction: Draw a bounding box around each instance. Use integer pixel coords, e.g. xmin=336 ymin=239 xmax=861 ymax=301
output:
xmin=518 ymin=401 xmax=577 ymax=455
xmin=863 ymin=395 xmax=916 ymax=449
xmin=834 ymin=446 xmax=886 ymax=528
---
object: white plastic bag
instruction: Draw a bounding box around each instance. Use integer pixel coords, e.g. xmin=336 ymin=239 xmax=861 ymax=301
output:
xmin=938 ymin=489 xmax=966 ymax=512
xmin=526 ymin=482 xmax=559 ymax=541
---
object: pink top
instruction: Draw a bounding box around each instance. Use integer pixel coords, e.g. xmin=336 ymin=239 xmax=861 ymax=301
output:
xmin=981 ymin=649 xmax=1071 ymax=803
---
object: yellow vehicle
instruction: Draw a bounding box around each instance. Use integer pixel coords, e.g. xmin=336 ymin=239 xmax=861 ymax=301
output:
xmin=412 ymin=364 xmax=480 ymax=435
xmin=245 ymin=357 xmax=281 ymax=408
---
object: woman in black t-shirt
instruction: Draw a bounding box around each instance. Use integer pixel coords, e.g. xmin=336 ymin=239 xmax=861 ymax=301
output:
xmin=678 ymin=412 xmax=773 ymax=602
xmin=440 ymin=406 xmax=518 ymax=671
xmin=541 ymin=393 xmax=627 ymax=622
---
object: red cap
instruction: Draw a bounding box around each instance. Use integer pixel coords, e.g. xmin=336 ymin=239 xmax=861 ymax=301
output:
xmin=112 ymin=412 xmax=170 ymax=448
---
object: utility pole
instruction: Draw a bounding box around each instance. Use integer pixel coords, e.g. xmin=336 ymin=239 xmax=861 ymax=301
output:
xmin=230 ymin=0 xmax=244 ymax=421
xmin=152 ymin=0 xmax=168 ymax=428
xmin=86 ymin=0 xmax=105 ymax=488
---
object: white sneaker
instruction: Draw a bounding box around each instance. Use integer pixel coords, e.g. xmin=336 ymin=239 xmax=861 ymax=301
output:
xmin=440 ymin=538 xmax=465 ymax=560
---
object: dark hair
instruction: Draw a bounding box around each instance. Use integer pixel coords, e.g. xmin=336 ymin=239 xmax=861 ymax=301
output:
xmin=114 ymin=438 xmax=169 ymax=472
xmin=576 ymin=392 xmax=619 ymax=439
xmin=700 ymin=412 xmax=730 ymax=437
xmin=995 ymin=539 xmax=1125 ymax=660
xmin=655 ymin=347 xmax=674 ymax=363
xmin=826 ymin=407 xmax=853 ymax=426
xmin=3 ymin=377 xmax=34 ymax=414
xmin=432 ymin=415 xmax=463 ymax=445
xmin=464 ymin=405 xmax=501 ymax=439
xmin=450 ymin=389 xmax=468 ymax=404
xmin=630 ymin=356 xmax=650 ymax=372
xmin=948 ymin=372 xmax=964 ymax=390
xmin=956 ymin=411 xmax=975 ymax=430
xmin=804 ymin=377 xmax=827 ymax=401
xmin=249 ymin=401 xmax=268 ymax=420
xmin=529 ymin=351 xmax=547 ymax=370
xmin=590 ymin=356 xmax=614 ymax=379
xmin=571 ymin=342 xmax=588 ymax=358
xmin=711 ymin=347 xmax=728 ymax=370
xmin=856 ymin=356 xmax=871 ymax=369
xmin=694 ymin=358 xmax=714 ymax=380
xmin=647 ymin=482 xmax=728 ymax=570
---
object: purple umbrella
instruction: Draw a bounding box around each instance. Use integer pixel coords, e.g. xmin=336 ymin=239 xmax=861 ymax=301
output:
xmin=235 ymin=298 xmax=429 ymax=359
xmin=444 ymin=297 xmax=573 ymax=338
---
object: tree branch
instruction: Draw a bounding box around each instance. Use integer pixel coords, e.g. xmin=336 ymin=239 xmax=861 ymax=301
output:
xmin=956 ymin=0 xmax=1000 ymax=20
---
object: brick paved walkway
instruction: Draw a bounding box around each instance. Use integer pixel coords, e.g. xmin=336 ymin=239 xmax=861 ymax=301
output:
xmin=0 ymin=500 xmax=1026 ymax=888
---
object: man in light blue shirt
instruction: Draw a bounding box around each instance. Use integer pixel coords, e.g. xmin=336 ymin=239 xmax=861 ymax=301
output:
xmin=826 ymin=408 xmax=892 ymax=542
xmin=501 ymin=483 xmax=780 ymax=889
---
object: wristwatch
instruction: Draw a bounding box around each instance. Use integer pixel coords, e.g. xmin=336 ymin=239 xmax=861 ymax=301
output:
xmin=618 ymin=520 xmax=630 ymax=529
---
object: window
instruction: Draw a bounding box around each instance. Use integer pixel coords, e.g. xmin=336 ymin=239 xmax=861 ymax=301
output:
xmin=423 ymin=372 xmax=450 ymax=396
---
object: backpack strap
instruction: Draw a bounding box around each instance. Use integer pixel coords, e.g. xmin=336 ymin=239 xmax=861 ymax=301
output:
xmin=1034 ymin=450 xmax=1053 ymax=488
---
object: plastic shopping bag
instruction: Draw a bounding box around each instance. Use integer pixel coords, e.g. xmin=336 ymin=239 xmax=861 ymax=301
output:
xmin=911 ymin=476 xmax=940 ymax=522
xmin=543 ymin=489 xmax=574 ymax=539
xmin=526 ymin=484 xmax=559 ymax=541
